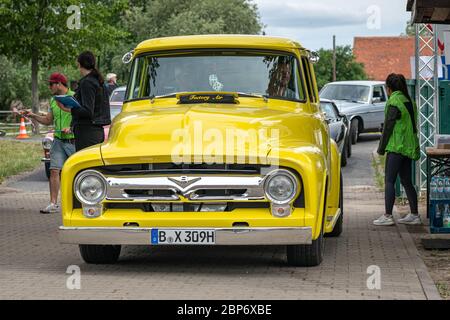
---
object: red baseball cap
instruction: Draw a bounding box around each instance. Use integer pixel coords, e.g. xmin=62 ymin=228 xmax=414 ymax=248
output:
xmin=48 ymin=72 xmax=68 ymax=85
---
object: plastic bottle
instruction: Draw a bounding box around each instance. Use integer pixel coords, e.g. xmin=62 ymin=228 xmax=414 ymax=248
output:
xmin=445 ymin=177 xmax=450 ymax=200
xmin=437 ymin=177 xmax=445 ymax=200
xmin=444 ymin=204 xmax=450 ymax=228
xmin=430 ymin=177 xmax=437 ymax=200
xmin=434 ymin=204 xmax=443 ymax=228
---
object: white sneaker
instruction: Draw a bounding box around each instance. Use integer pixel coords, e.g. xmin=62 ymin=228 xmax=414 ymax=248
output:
xmin=398 ymin=213 xmax=422 ymax=225
xmin=40 ymin=203 xmax=59 ymax=214
xmin=373 ymin=214 xmax=395 ymax=226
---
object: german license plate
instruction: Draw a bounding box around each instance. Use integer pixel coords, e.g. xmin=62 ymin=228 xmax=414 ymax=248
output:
xmin=151 ymin=229 xmax=216 ymax=245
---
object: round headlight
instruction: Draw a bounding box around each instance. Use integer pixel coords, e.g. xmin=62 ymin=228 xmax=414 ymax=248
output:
xmin=42 ymin=137 xmax=52 ymax=150
xmin=264 ymin=170 xmax=298 ymax=204
xmin=75 ymin=170 xmax=107 ymax=205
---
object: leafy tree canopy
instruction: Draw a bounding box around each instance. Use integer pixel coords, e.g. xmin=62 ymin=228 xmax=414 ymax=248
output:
xmin=314 ymin=45 xmax=367 ymax=90
xmin=0 ymin=0 xmax=263 ymax=111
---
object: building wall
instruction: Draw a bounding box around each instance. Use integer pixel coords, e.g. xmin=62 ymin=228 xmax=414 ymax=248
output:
xmin=353 ymin=37 xmax=417 ymax=81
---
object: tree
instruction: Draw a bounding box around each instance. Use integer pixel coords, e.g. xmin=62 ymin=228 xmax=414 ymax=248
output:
xmin=314 ymin=45 xmax=367 ymax=90
xmin=103 ymin=0 xmax=263 ymax=81
xmin=0 ymin=56 xmax=33 ymax=110
xmin=0 ymin=0 xmax=263 ymax=122
xmin=0 ymin=0 xmax=127 ymax=132
xmin=404 ymin=19 xmax=415 ymax=36
xmin=122 ymin=0 xmax=262 ymax=43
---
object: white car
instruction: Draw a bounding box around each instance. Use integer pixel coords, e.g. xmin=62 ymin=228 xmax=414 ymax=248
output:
xmin=320 ymin=81 xmax=387 ymax=144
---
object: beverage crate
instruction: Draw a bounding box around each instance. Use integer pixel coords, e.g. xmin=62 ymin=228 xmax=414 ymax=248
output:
xmin=426 ymin=148 xmax=450 ymax=234
xmin=429 ymin=199 xmax=450 ymax=233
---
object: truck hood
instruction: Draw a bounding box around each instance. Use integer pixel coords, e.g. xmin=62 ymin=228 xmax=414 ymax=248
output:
xmin=332 ymin=100 xmax=368 ymax=114
xmin=100 ymin=103 xmax=317 ymax=165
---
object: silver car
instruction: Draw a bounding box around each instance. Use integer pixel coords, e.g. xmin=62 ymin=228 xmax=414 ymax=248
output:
xmin=319 ymin=81 xmax=387 ymax=144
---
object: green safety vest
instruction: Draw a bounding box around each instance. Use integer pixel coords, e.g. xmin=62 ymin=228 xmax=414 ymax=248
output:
xmin=385 ymin=91 xmax=420 ymax=160
xmin=50 ymin=89 xmax=75 ymax=140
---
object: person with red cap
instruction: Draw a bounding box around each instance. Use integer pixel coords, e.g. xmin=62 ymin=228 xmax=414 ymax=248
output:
xmin=23 ymin=72 xmax=76 ymax=214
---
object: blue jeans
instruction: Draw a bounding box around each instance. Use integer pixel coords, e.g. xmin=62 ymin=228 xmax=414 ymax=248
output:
xmin=50 ymin=138 xmax=76 ymax=170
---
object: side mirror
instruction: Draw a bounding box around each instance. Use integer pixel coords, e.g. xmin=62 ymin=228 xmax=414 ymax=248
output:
xmin=308 ymin=51 xmax=320 ymax=64
xmin=122 ymin=50 xmax=134 ymax=64
xmin=372 ymin=97 xmax=382 ymax=104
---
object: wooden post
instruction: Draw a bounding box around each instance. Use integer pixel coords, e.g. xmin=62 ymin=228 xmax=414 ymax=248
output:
xmin=332 ymin=35 xmax=337 ymax=82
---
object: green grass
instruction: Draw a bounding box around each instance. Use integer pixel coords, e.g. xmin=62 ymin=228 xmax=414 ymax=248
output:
xmin=437 ymin=282 xmax=450 ymax=299
xmin=0 ymin=140 xmax=42 ymax=184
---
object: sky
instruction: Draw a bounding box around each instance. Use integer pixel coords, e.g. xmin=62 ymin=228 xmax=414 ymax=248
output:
xmin=253 ymin=0 xmax=412 ymax=51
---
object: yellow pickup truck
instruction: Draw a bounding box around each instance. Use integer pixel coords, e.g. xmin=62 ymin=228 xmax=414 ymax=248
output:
xmin=59 ymin=35 xmax=343 ymax=267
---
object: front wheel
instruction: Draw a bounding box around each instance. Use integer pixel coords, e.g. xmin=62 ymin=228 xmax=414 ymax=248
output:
xmin=287 ymin=232 xmax=324 ymax=267
xmin=350 ymin=119 xmax=360 ymax=145
xmin=287 ymin=197 xmax=326 ymax=267
xmin=79 ymin=245 xmax=121 ymax=264
xmin=341 ymin=143 xmax=348 ymax=167
xmin=347 ymin=134 xmax=352 ymax=158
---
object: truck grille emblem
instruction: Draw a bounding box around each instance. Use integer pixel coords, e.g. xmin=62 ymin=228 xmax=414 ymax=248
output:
xmin=168 ymin=176 xmax=201 ymax=188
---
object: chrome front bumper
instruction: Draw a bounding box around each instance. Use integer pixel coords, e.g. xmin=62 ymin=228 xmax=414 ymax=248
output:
xmin=58 ymin=227 xmax=312 ymax=245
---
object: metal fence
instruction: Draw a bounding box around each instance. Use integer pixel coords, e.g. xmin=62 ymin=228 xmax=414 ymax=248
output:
xmin=0 ymin=110 xmax=53 ymax=137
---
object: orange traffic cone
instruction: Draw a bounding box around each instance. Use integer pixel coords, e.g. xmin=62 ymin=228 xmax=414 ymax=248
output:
xmin=16 ymin=117 xmax=30 ymax=139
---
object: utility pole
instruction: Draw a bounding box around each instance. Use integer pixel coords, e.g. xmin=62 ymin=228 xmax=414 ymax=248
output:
xmin=332 ymin=35 xmax=337 ymax=82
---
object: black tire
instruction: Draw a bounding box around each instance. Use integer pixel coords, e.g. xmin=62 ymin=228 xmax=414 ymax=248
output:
xmin=286 ymin=184 xmax=327 ymax=267
xmin=327 ymin=172 xmax=343 ymax=237
xmin=350 ymin=118 xmax=359 ymax=145
xmin=45 ymin=162 xmax=51 ymax=180
xmin=347 ymin=134 xmax=352 ymax=158
xmin=341 ymin=143 xmax=347 ymax=167
xmin=287 ymin=229 xmax=324 ymax=267
xmin=79 ymin=245 xmax=121 ymax=264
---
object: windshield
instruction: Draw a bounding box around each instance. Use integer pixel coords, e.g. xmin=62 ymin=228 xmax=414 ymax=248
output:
xmin=320 ymin=102 xmax=337 ymax=119
xmin=110 ymin=89 xmax=126 ymax=102
xmin=320 ymin=84 xmax=370 ymax=103
xmin=127 ymin=51 xmax=304 ymax=101
xmin=110 ymin=106 xmax=122 ymax=119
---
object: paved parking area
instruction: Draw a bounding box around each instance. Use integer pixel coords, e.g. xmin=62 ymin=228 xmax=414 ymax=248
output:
xmin=0 ymin=135 xmax=439 ymax=299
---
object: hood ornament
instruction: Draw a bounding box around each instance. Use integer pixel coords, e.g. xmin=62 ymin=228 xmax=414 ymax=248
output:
xmin=168 ymin=176 xmax=201 ymax=188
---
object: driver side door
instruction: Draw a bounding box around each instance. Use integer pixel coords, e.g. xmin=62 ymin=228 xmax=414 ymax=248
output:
xmin=366 ymin=85 xmax=386 ymax=131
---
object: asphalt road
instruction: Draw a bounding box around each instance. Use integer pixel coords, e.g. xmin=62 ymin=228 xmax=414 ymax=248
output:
xmin=342 ymin=133 xmax=381 ymax=187
xmin=7 ymin=163 xmax=48 ymax=193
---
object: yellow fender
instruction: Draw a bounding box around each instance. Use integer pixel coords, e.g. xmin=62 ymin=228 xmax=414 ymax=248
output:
xmin=324 ymin=139 xmax=342 ymax=233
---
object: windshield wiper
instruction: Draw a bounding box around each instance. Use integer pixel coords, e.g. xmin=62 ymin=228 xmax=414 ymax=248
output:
xmin=341 ymin=98 xmax=365 ymax=104
xmin=237 ymin=92 xmax=269 ymax=102
xmin=149 ymin=93 xmax=177 ymax=100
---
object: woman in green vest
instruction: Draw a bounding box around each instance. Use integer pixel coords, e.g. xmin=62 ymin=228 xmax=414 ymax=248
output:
xmin=373 ymin=73 xmax=421 ymax=226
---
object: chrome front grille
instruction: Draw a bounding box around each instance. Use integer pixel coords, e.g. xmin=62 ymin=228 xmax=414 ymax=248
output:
xmin=105 ymin=175 xmax=266 ymax=201
xmin=101 ymin=163 xmax=267 ymax=176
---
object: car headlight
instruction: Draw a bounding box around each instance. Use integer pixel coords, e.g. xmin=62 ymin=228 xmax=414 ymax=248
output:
xmin=74 ymin=170 xmax=107 ymax=205
xmin=264 ymin=169 xmax=299 ymax=204
xmin=42 ymin=137 xmax=52 ymax=150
